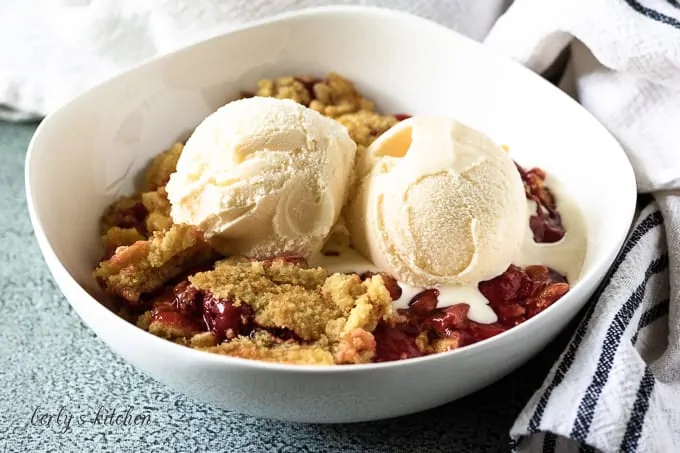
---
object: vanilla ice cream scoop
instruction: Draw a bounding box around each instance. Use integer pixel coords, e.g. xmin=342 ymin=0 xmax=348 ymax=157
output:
xmin=166 ymin=97 xmax=356 ymax=259
xmin=347 ymin=117 xmax=526 ymax=287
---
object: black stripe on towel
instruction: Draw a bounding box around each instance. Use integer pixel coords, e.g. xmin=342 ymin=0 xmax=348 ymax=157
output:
xmin=526 ymin=210 xmax=663 ymax=432
xmin=624 ymin=0 xmax=680 ymax=28
xmin=631 ymin=298 xmax=670 ymax=345
xmin=620 ymin=367 xmax=656 ymax=452
xmin=667 ymin=0 xmax=680 ymax=10
xmin=570 ymin=255 xmax=668 ymax=442
xmin=542 ymin=432 xmax=557 ymax=453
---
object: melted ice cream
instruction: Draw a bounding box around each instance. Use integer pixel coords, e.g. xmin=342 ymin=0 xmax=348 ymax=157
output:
xmin=310 ymin=176 xmax=587 ymax=325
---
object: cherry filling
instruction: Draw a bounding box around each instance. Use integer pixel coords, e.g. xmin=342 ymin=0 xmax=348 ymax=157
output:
xmin=147 ymin=280 xmax=255 ymax=343
xmin=516 ymin=164 xmax=566 ymax=243
xmin=409 ymin=289 xmax=439 ymax=314
xmin=145 ymin=262 xmax=569 ymax=362
xmin=478 ymin=265 xmax=569 ymax=326
xmin=373 ymin=264 xmax=568 ymax=362
xmin=202 ymin=294 xmax=254 ymax=343
xmin=373 ymin=323 xmax=423 ymax=362
xmin=148 ymin=277 xmax=307 ymax=344
xmin=172 ymin=281 xmax=202 ymax=318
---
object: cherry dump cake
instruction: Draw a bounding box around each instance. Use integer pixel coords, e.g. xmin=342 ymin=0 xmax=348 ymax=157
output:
xmin=93 ymin=73 xmax=585 ymax=365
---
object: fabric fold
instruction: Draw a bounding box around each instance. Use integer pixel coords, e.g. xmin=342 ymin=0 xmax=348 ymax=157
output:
xmin=0 ymin=0 xmax=510 ymax=120
xmin=486 ymin=1 xmax=680 ymax=451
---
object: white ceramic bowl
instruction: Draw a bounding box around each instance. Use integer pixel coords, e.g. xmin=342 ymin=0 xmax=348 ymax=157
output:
xmin=25 ymin=6 xmax=636 ymax=423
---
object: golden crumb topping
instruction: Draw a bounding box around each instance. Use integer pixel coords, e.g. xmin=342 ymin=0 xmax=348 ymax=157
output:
xmin=141 ymin=187 xmax=172 ymax=231
xmin=101 ymin=226 xmax=145 ymax=258
xmin=201 ymin=331 xmax=335 ymax=365
xmin=253 ymin=72 xmax=398 ymax=148
xmin=189 ymin=258 xmax=393 ymax=343
xmin=94 ymin=224 xmax=214 ymax=302
xmin=143 ymin=143 xmax=183 ymax=192
xmin=336 ymin=110 xmax=398 ymax=148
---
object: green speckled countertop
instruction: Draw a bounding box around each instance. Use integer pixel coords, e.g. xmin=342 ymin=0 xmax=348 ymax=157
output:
xmin=0 ymin=120 xmax=580 ymax=452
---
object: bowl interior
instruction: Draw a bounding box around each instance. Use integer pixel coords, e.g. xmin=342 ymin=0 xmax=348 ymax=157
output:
xmin=27 ymin=7 xmax=635 ymax=342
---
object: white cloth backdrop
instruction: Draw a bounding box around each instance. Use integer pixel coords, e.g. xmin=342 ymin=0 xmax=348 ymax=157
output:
xmin=0 ymin=0 xmax=510 ymax=119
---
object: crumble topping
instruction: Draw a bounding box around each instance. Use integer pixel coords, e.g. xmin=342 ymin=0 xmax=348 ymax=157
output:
xmin=202 ymin=331 xmax=335 ymax=365
xmin=189 ymin=257 xmax=392 ymax=349
xmin=101 ymin=226 xmax=145 ymax=259
xmin=252 ymin=72 xmax=398 ymax=148
xmin=141 ymin=187 xmax=173 ymax=234
xmin=142 ymin=143 xmax=183 ymax=192
xmin=94 ymin=224 xmax=214 ymax=302
xmin=126 ymin=257 xmax=395 ymax=365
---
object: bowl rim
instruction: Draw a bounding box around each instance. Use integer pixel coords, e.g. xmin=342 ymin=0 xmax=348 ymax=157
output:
xmin=25 ymin=4 xmax=637 ymax=373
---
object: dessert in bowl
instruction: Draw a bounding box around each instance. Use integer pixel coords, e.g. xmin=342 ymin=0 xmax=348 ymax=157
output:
xmin=25 ymin=6 xmax=636 ymax=422
xmin=92 ymin=73 xmax=586 ymax=365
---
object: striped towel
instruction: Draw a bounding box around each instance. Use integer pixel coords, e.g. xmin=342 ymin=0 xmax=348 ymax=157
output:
xmin=485 ymin=1 xmax=680 ymax=452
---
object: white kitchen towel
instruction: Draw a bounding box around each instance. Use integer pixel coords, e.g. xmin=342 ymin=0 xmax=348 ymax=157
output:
xmin=0 ymin=0 xmax=510 ymax=120
xmin=485 ymin=1 xmax=680 ymax=452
